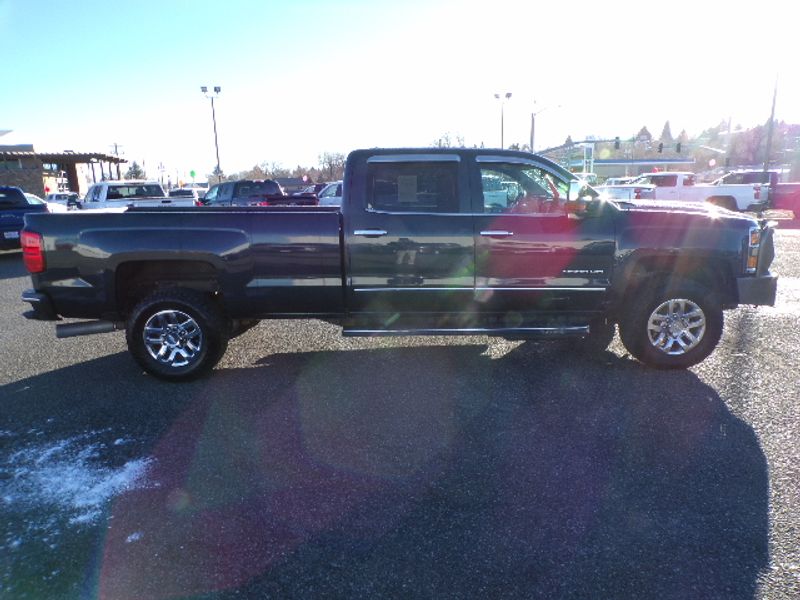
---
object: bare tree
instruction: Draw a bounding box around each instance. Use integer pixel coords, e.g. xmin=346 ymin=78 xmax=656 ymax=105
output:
xmin=319 ymin=152 xmax=346 ymax=180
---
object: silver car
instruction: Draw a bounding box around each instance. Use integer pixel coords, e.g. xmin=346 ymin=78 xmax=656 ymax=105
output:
xmin=317 ymin=180 xmax=342 ymax=207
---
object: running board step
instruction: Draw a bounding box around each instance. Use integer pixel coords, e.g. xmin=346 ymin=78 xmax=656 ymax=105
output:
xmin=342 ymin=326 xmax=590 ymax=338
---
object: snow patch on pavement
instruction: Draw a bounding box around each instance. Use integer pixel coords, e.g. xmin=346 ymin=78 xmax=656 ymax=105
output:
xmin=1 ymin=432 xmax=154 ymax=533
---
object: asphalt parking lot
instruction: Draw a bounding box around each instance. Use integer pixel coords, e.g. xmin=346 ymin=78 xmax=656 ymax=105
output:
xmin=1 ymin=231 xmax=799 ymax=599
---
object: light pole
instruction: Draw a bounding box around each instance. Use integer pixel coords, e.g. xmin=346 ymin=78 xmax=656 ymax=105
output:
xmin=494 ymin=92 xmax=512 ymax=149
xmin=200 ymin=85 xmax=222 ymax=182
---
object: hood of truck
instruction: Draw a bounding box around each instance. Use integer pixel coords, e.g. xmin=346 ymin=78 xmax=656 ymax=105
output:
xmin=612 ymin=198 xmax=754 ymax=221
xmin=611 ymin=197 xmax=758 ymax=260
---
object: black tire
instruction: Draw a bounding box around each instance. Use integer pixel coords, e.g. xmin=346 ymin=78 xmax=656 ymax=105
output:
xmin=618 ymin=280 xmax=723 ymax=369
xmin=126 ymin=288 xmax=229 ymax=381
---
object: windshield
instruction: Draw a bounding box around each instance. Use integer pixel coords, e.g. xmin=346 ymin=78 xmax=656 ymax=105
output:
xmin=105 ymin=184 xmax=164 ymax=199
xmin=235 ymin=181 xmax=283 ymax=196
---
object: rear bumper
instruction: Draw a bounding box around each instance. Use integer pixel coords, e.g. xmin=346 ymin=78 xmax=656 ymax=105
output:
xmin=737 ymin=274 xmax=777 ymax=306
xmin=21 ymin=289 xmax=60 ymax=321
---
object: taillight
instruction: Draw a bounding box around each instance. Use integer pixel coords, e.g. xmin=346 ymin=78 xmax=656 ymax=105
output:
xmin=22 ymin=231 xmax=45 ymax=273
xmin=194 ymin=199 xmax=203 ymax=206
xmin=634 ymin=188 xmax=642 ymax=200
xmin=754 ymin=185 xmax=761 ymax=200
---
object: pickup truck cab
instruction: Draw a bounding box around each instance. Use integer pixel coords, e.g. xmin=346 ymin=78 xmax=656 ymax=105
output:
xmin=82 ymin=180 xmax=195 ymax=209
xmin=21 ymin=148 xmax=777 ymax=381
xmin=629 ymin=171 xmax=765 ymax=211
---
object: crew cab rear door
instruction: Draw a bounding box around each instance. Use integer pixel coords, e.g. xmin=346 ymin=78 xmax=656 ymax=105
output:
xmin=344 ymin=153 xmax=474 ymax=314
xmin=471 ymin=155 xmax=615 ymax=314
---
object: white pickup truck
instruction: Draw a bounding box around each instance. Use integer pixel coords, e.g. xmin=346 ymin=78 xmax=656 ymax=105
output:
xmin=81 ymin=180 xmax=198 ymax=210
xmin=628 ymin=172 xmax=765 ymax=211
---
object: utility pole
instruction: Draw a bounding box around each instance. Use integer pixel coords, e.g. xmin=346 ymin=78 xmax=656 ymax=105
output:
xmin=762 ymin=78 xmax=778 ymax=176
xmin=494 ymin=92 xmax=512 ymax=149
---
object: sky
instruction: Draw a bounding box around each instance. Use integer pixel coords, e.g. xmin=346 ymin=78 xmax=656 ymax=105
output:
xmin=2 ymin=0 xmax=799 ymax=183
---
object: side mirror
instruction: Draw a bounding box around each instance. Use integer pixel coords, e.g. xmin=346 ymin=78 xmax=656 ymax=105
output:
xmin=567 ymin=179 xmax=585 ymax=201
xmin=566 ymin=179 xmax=594 ymax=218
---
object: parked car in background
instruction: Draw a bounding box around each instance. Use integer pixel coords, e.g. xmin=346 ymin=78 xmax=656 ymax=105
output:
xmin=317 ymin=180 xmax=343 ymax=206
xmin=28 ymin=193 xmax=68 ymax=213
xmin=595 ymin=182 xmax=656 ymax=200
xmin=293 ymin=182 xmax=329 ymax=196
xmin=183 ymin=182 xmax=209 ymax=199
xmin=575 ymin=172 xmax=598 ymax=185
xmin=82 ymin=180 xmax=195 ymax=209
xmin=168 ymin=187 xmax=204 ymax=205
xmin=1 ymin=186 xmax=49 ymax=250
xmin=46 ymin=192 xmax=82 ymax=210
xmin=603 ymin=176 xmax=637 ymax=186
xmin=202 ymin=179 xmax=317 ymax=206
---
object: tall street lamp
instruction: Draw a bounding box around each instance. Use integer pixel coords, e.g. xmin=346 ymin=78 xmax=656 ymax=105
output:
xmin=494 ymin=92 xmax=512 ymax=149
xmin=200 ymin=85 xmax=222 ymax=182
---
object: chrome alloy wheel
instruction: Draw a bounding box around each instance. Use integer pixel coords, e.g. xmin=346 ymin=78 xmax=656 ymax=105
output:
xmin=646 ymin=298 xmax=706 ymax=356
xmin=143 ymin=309 xmax=204 ymax=368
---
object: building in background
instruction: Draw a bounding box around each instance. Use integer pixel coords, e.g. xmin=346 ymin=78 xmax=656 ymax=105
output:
xmin=0 ymin=144 xmax=126 ymax=196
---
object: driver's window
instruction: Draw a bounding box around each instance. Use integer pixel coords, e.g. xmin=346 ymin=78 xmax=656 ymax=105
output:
xmin=479 ymin=164 xmax=567 ymax=215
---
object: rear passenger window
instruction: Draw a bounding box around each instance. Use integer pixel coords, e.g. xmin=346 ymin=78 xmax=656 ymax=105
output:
xmin=653 ymin=175 xmax=678 ymax=187
xmin=0 ymin=188 xmax=26 ymax=207
xmin=367 ymin=162 xmax=458 ymax=213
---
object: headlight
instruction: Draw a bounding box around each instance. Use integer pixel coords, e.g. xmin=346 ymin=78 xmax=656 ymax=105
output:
xmin=746 ymin=226 xmax=760 ymax=273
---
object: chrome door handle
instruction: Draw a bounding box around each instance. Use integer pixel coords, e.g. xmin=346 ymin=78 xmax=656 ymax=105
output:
xmin=480 ymin=230 xmax=514 ymax=237
xmin=354 ymin=229 xmax=388 ymax=237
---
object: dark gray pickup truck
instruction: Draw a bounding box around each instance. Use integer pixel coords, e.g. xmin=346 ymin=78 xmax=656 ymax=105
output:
xmin=21 ymin=148 xmax=777 ymax=380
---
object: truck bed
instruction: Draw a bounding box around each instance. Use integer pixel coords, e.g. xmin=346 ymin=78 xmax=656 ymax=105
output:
xmin=24 ymin=206 xmax=345 ymax=320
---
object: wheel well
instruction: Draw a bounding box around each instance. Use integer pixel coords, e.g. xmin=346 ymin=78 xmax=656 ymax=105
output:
xmin=116 ymin=260 xmax=220 ymax=315
xmin=614 ymin=255 xmax=737 ymax=316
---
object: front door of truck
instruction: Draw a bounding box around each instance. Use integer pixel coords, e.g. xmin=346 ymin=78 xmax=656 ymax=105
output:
xmin=471 ymin=156 xmax=615 ymax=317
xmin=345 ymin=154 xmax=475 ymax=317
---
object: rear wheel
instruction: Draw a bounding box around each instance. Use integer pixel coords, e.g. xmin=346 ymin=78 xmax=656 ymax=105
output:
xmin=619 ymin=280 xmax=723 ymax=369
xmin=126 ymin=289 xmax=229 ymax=381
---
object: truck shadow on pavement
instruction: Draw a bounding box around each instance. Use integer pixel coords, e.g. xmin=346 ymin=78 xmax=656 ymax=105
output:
xmin=0 ymin=250 xmax=26 ymax=281
xmin=1 ymin=343 xmax=769 ymax=599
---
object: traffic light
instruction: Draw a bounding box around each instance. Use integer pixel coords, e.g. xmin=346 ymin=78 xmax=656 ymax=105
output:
xmin=614 ymin=137 xmax=620 ymax=149
xmin=676 ymin=142 xmax=682 ymax=153
xmin=658 ymin=142 xmax=663 ymax=153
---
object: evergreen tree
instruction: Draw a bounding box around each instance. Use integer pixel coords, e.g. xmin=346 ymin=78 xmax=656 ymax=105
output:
xmin=659 ymin=121 xmax=673 ymax=142
xmin=125 ymin=161 xmax=145 ymax=179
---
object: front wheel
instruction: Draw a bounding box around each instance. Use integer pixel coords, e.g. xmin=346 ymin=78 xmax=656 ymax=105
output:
xmin=619 ymin=281 xmax=723 ymax=369
xmin=126 ymin=289 xmax=229 ymax=381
